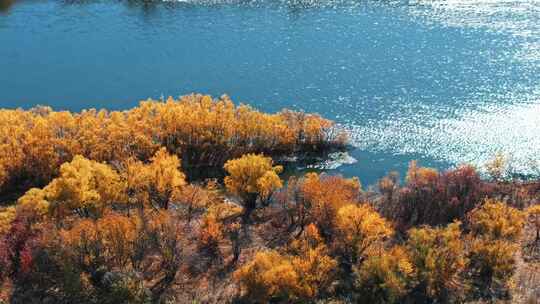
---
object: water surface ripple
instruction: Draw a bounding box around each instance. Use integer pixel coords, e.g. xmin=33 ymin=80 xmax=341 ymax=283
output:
xmin=0 ymin=0 xmax=538 ymax=183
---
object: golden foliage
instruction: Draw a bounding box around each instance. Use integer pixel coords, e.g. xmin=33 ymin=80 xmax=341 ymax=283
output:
xmin=234 ymin=250 xmax=300 ymax=302
xmin=0 ymin=206 xmax=16 ymax=235
xmin=224 ymin=153 xmax=283 ymax=209
xmin=289 ymin=223 xmax=324 ymax=252
xmin=469 ymin=200 xmax=525 ymax=241
xmin=54 ymin=210 xmax=183 ymax=302
xmin=300 ymin=173 xmax=361 ymax=207
xmin=147 ymin=148 xmax=186 ymax=199
xmin=14 ymin=156 xmax=125 ymax=220
xmin=334 ymin=203 xmax=393 ymax=264
xmin=60 ymin=218 xmax=101 ymax=265
xmin=406 ymin=222 xmax=467 ymax=302
xmin=2 ymin=94 xmax=532 ymax=303
xmin=378 ymin=172 xmax=398 ymax=194
xmin=0 ymin=107 xmax=153 ymax=194
xmin=60 ymin=209 xmax=181 ymax=263
xmin=235 ymin=226 xmax=337 ymax=303
xmin=468 ymin=238 xmax=518 ymax=295
xmin=354 ymin=246 xmax=413 ymax=304
xmin=17 ymin=188 xmax=50 ymax=218
xmin=289 ymin=245 xmax=337 ymax=300
xmin=199 ymin=215 xmax=224 ymax=255
xmin=235 ymin=212 xmax=345 ymax=301
xmin=256 ymin=170 xmax=284 ymax=203
xmin=60 ymin=213 xmax=139 ymax=268
xmin=97 ymin=213 xmax=140 ymax=267
xmin=123 ymin=158 xmax=150 ymax=208
xmin=13 ymin=149 xmax=186 ymax=222
xmin=466 ymin=201 xmax=526 ymax=298
xmin=288 ymin=224 xmax=338 ymax=299
xmin=123 ymin=148 xmax=186 ymax=209
xmin=45 ymin=155 xmax=126 ymax=218
xmin=299 ymin=173 xmax=361 ymax=236
xmin=0 ymin=95 xmax=341 ymax=196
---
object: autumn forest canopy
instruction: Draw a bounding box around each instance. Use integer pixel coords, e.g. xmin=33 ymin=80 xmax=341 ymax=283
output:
xmin=0 ymin=94 xmax=539 ymax=304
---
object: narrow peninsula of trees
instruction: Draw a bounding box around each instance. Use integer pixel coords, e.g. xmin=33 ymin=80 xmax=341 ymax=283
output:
xmin=0 ymin=94 xmax=538 ymax=304
xmin=0 ymin=94 xmax=345 ymax=198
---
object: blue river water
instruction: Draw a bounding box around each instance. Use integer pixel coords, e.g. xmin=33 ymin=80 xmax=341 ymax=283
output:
xmin=1 ymin=0 xmax=539 ymax=185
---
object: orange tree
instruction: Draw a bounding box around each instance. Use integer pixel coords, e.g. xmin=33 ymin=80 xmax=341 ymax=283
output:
xmin=234 ymin=224 xmax=337 ymax=302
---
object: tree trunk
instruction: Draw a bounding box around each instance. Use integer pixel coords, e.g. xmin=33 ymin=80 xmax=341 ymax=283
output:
xmin=230 ymin=231 xmax=241 ymax=265
xmin=242 ymin=193 xmax=257 ymax=224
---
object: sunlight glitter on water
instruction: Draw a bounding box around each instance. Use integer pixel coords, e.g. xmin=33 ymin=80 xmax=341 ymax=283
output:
xmin=345 ymin=0 xmax=540 ymax=176
xmin=410 ymin=0 xmax=540 ymax=64
xmin=346 ymin=93 xmax=540 ymax=176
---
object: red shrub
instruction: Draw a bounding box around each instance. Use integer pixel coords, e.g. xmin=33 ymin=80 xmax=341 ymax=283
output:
xmin=0 ymin=213 xmax=40 ymax=281
xmin=390 ymin=164 xmax=485 ymax=230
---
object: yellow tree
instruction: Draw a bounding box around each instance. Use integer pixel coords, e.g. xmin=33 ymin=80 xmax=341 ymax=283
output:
xmin=468 ymin=200 xmax=525 ymax=242
xmin=96 ymin=213 xmax=140 ymax=268
xmin=406 ymin=222 xmax=467 ymax=303
xmin=44 ymin=155 xmax=126 ymax=219
xmin=234 ymin=225 xmax=337 ymax=302
xmin=0 ymin=95 xmax=344 ymax=198
xmin=123 ymin=157 xmax=150 ymax=210
xmin=485 ymin=153 xmax=507 ymax=181
xmin=354 ymin=246 xmax=414 ymax=304
xmin=147 ymin=148 xmax=186 ymax=209
xmin=405 ymin=160 xmax=439 ymax=188
xmin=0 ymin=95 xmax=344 ymax=199
xmin=234 ymin=250 xmax=299 ymax=302
xmin=467 ymin=200 xmax=526 ymax=298
xmin=468 ymin=238 xmax=518 ymax=298
xmin=334 ymin=204 xmax=393 ymax=266
xmin=224 ymin=154 xmax=282 ymax=219
xmin=61 ymin=212 xmax=139 ymax=269
xmin=198 ymin=214 xmax=224 ymax=261
xmin=289 ymin=243 xmax=337 ymax=300
xmin=287 ymin=224 xmax=338 ymax=300
xmin=123 ymin=148 xmax=186 ymax=210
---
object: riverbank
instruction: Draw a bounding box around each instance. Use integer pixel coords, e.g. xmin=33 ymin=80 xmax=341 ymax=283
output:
xmin=0 ymin=98 xmax=538 ymax=303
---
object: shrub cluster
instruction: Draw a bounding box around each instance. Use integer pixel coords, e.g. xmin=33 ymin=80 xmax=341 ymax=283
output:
xmin=0 ymin=94 xmax=344 ymax=196
xmin=0 ymin=99 xmax=538 ymax=304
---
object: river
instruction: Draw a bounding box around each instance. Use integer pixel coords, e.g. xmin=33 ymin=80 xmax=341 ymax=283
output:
xmin=1 ymin=0 xmax=539 ymax=184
